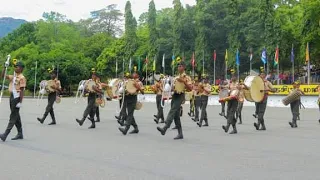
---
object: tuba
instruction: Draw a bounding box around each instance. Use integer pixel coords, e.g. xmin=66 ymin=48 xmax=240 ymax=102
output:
xmin=160 ymin=76 xmax=173 ymax=108
xmin=0 ymin=55 xmax=11 ymax=103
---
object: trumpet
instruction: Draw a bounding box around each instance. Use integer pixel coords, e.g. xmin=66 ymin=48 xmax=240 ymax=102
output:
xmin=0 ymin=55 xmax=11 ymax=103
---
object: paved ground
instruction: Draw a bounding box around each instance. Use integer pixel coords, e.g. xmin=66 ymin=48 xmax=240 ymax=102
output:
xmin=0 ymin=97 xmax=319 ymax=180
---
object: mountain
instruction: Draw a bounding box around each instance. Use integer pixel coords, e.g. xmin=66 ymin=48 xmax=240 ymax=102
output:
xmin=0 ymin=17 xmax=27 ymax=38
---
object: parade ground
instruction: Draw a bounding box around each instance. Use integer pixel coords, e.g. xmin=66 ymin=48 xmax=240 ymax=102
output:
xmin=0 ymin=97 xmax=319 ymax=180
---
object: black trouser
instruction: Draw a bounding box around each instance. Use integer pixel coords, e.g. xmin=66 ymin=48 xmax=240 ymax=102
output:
xmin=119 ymin=97 xmax=127 ymax=120
xmin=82 ymin=93 xmax=97 ymax=119
xmin=256 ymin=97 xmax=268 ymax=127
xmin=236 ymin=101 xmax=244 ymax=122
xmin=5 ymin=94 xmax=22 ymax=133
xmin=220 ymin=102 xmax=226 ymax=115
xmin=164 ymin=93 xmax=184 ymax=129
xmin=43 ymin=92 xmax=56 ymax=121
xmin=124 ymin=95 xmax=138 ymax=128
xmin=227 ymin=99 xmax=238 ymax=125
xmin=200 ymin=95 xmax=208 ymax=123
xmin=290 ymin=100 xmax=300 ymax=122
xmin=156 ymin=94 xmax=164 ymax=121
xmin=189 ymin=98 xmax=194 ymax=115
xmin=95 ymin=95 xmax=100 ymax=119
xmin=194 ymin=96 xmax=201 ymax=121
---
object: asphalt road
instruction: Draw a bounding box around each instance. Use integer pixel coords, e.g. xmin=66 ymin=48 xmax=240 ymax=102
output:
xmin=0 ymin=98 xmax=319 ymax=180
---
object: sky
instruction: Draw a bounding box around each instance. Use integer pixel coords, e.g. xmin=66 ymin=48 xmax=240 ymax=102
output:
xmin=0 ymin=0 xmax=196 ymax=21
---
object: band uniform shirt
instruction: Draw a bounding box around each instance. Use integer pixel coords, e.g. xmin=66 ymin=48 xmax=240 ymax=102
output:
xmin=173 ymin=72 xmax=192 ymax=94
xmin=203 ymin=83 xmax=212 ymax=96
xmin=8 ymin=73 xmax=26 ymax=98
xmin=156 ymin=81 xmax=163 ymax=95
xmin=131 ymin=80 xmax=144 ymax=95
xmin=238 ymin=85 xmax=245 ymax=102
xmin=193 ymin=82 xmax=200 ymax=96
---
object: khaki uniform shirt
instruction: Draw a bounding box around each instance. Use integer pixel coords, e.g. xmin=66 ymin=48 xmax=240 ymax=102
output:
xmin=8 ymin=73 xmax=26 ymax=93
xmin=173 ymin=72 xmax=192 ymax=94
xmin=203 ymin=83 xmax=211 ymax=96
xmin=238 ymin=85 xmax=245 ymax=102
xmin=155 ymin=81 xmax=163 ymax=95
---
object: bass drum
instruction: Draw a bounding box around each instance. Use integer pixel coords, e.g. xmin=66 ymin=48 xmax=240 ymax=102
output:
xmin=243 ymin=75 xmax=265 ymax=102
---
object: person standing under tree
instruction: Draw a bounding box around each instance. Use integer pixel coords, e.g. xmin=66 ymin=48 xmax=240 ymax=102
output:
xmin=0 ymin=60 xmax=26 ymax=142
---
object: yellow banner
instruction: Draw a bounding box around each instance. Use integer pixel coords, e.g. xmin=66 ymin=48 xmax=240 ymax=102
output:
xmin=144 ymin=85 xmax=319 ymax=96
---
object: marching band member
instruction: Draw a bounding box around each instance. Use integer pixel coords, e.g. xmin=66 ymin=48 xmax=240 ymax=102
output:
xmin=0 ymin=60 xmax=26 ymax=142
xmin=116 ymin=72 xmax=129 ymax=126
xmin=288 ymin=81 xmax=305 ymax=128
xmin=191 ymin=77 xmax=201 ymax=122
xmin=253 ymin=69 xmax=276 ymax=131
xmin=236 ymin=79 xmax=245 ymax=124
xmin=157 ymin=61 xmax=192 ymax=140
xmin=197 ymin=75 xmax=211 ymax=127
xmin=91 ymin=68 xmax=101 ymax=123
xmin=76 ymin=72 xmax=102 ymax=129
xmin=219 ymin=79 xmax=229 ymax=117
xmin=37 ymin=69 xmax=61 ymax=125
xmin=118 ymin=72 xmax=144 ymax=135
xmin=221 ymin=75 xmax=240 ymax=134
xmin=153 ymin=74 xmax=165 ymax=124
xmin=188 ymin=78 xmax=195 ymax=118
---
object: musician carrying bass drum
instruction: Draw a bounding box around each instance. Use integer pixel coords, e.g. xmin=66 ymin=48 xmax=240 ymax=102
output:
xmin=118 ymin=72 xmax=145 ymax=135
xmin=282 ymin=80 xmax=305 ymax=128
xmin=37 ymin=68 xmax=62 ymax=125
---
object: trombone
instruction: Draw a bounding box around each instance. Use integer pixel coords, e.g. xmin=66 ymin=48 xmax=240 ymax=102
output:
xmin=0 ymin=55 xmax=11 ymax=103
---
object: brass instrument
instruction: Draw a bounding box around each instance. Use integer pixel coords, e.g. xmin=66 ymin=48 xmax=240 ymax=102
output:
xmin=173 ymin=74 xmax=186 ymax=94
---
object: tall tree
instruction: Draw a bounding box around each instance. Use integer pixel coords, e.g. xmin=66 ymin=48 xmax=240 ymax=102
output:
xmin=148 ymin=0 xmax=158 ymax=60
xmin=172 ymin=0 xmax=184 ymax=56
xmin=124 ymin=1 xmax=138 ymax=61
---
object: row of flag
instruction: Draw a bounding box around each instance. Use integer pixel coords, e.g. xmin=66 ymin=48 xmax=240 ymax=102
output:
xmin=115 ymin=43 xmax=311 ymax=72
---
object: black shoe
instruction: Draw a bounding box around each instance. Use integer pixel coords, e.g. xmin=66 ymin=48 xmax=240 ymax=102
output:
xmin=37 ymin=117 xmax=44 ymax=124
xmin=202 ymin=123 xmax=209 ymax=127
xmin=76 ymin=119 xmax=84 ymax=126
xmin=154 ymin=115 xmax=158 ymax=119
xmin=117 ymin=119 xmax=124 ymax=126
xmin=238 ymin=121 xmax=242 ymax=124
xmin=157 ymin=127 xmax=167 ymax=135
xmin=219 ymin=112 xmax=225 ymax=116
xmin=222 ymin=125 xmax=228 ymax=133
xmin=173 ymin=128 xmax=183 ymax=140
xmin=11 ymin=133 xmax=23 ymax=140
xmin=172 ymin=126 xmax=177 ymax=130
xmin=48 ymin=122 xmax=56 ymax=125
xmin=253 ymin=114 xmax=257 ymax=118
xmin=115 ymin=116 xmax=121 ymax=120
xmin=197 ymin=122 xmax=202 ymax=127
xmin=95 ymin=118 xmax=100 ymax=122
xmin=154 ymin=119 xmax=159 ymax=124
xmin=119 ymin=126 xmax=129 ymax=135
xmin=229 ymin=130 xmax=237 ymax=134
xmin=289 ymin=122 xmax=293 ymax=128
xmin=129 ymin=129 xmax=139 ymax=134
xmin=253 ymin=123 xmax=259 ymax=130
xmin=0 ymin=130 xmax=10 ymax=142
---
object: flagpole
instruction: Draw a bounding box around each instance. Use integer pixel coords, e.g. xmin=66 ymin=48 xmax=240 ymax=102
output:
xmin=225 ymin=61 xmax=227 ymax=80
xmin=249 ymin=49 xmax=252 ymax=75
xmin=307 ymin=59 xmax=310 ymax=85
xmin=33 ymin=61 xmax=37 ymax=99
xmin=202 ymin=50 xmax=205 ymax=76
xmin=292 ymin=44 xmax=294 ymax=82
xmin=146 ymin=60 xmax=148 ymax=86
xmin=163 ymin=54 xmax=165 ymax=75
xmin=116 ymin=59 xmax=118 ymax=78
xmin=277 ymin=45 xmax=280 ymax=85
xmin=122 ymin=58 xmax=124 ymax=77
xmin=213 ymin=51 xmax=216 ymax=85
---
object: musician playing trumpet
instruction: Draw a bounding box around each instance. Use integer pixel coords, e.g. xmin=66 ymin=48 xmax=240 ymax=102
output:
xmin=157 ymin=61 xmax=192 ymax=140
xmin=118 ymin=72 xmax=144 ymax=135
xmin=76 ymin=72 xmax=102 ymax=129
xmin=191 ymin=76 xmax=201 ymax=122
xmin=153 ymin=74 xmax=165 ymax=124
xmin=288 ymin=81 xmax=305 ymax=128
xmin=37 ymin=69 xmax=61 ymax=125
xmin=197 ymin=75 xmax=211 ymax=127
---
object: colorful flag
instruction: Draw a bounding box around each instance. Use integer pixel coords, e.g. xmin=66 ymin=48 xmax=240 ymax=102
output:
xmin=171 ymin=54 xmax=175 ymax=66
xmin=191 ymin=52 xmax=196 ymax=68
xmin=274 ymin=46 xmax=279 ymax=66
xmin=236 ymin=49 xmax=240 ymax=66
xmin=261 ymin=48 xmax=267 ymax=64
xmin=225 ymin=49 xmax=228 ymax=62
xmin=152 ymin=56 xmax=156 ymax=71
xmin=290 ymin=46 xmax=294 ymax=63
xmin=213 ymin=50 xmax=217 ymax=61
xmin=305 ymin=42 xmax=309 ymax=62
xmin=162 ymin=54 xmax=165 ymax=68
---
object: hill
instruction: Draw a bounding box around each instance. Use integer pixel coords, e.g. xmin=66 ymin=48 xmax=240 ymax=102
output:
xmin=0 ymin=17 xmax=27 ymax=38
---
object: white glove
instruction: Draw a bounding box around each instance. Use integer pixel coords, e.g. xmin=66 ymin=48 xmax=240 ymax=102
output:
xmin=16 ymin=102 xmax=21 ymax=108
